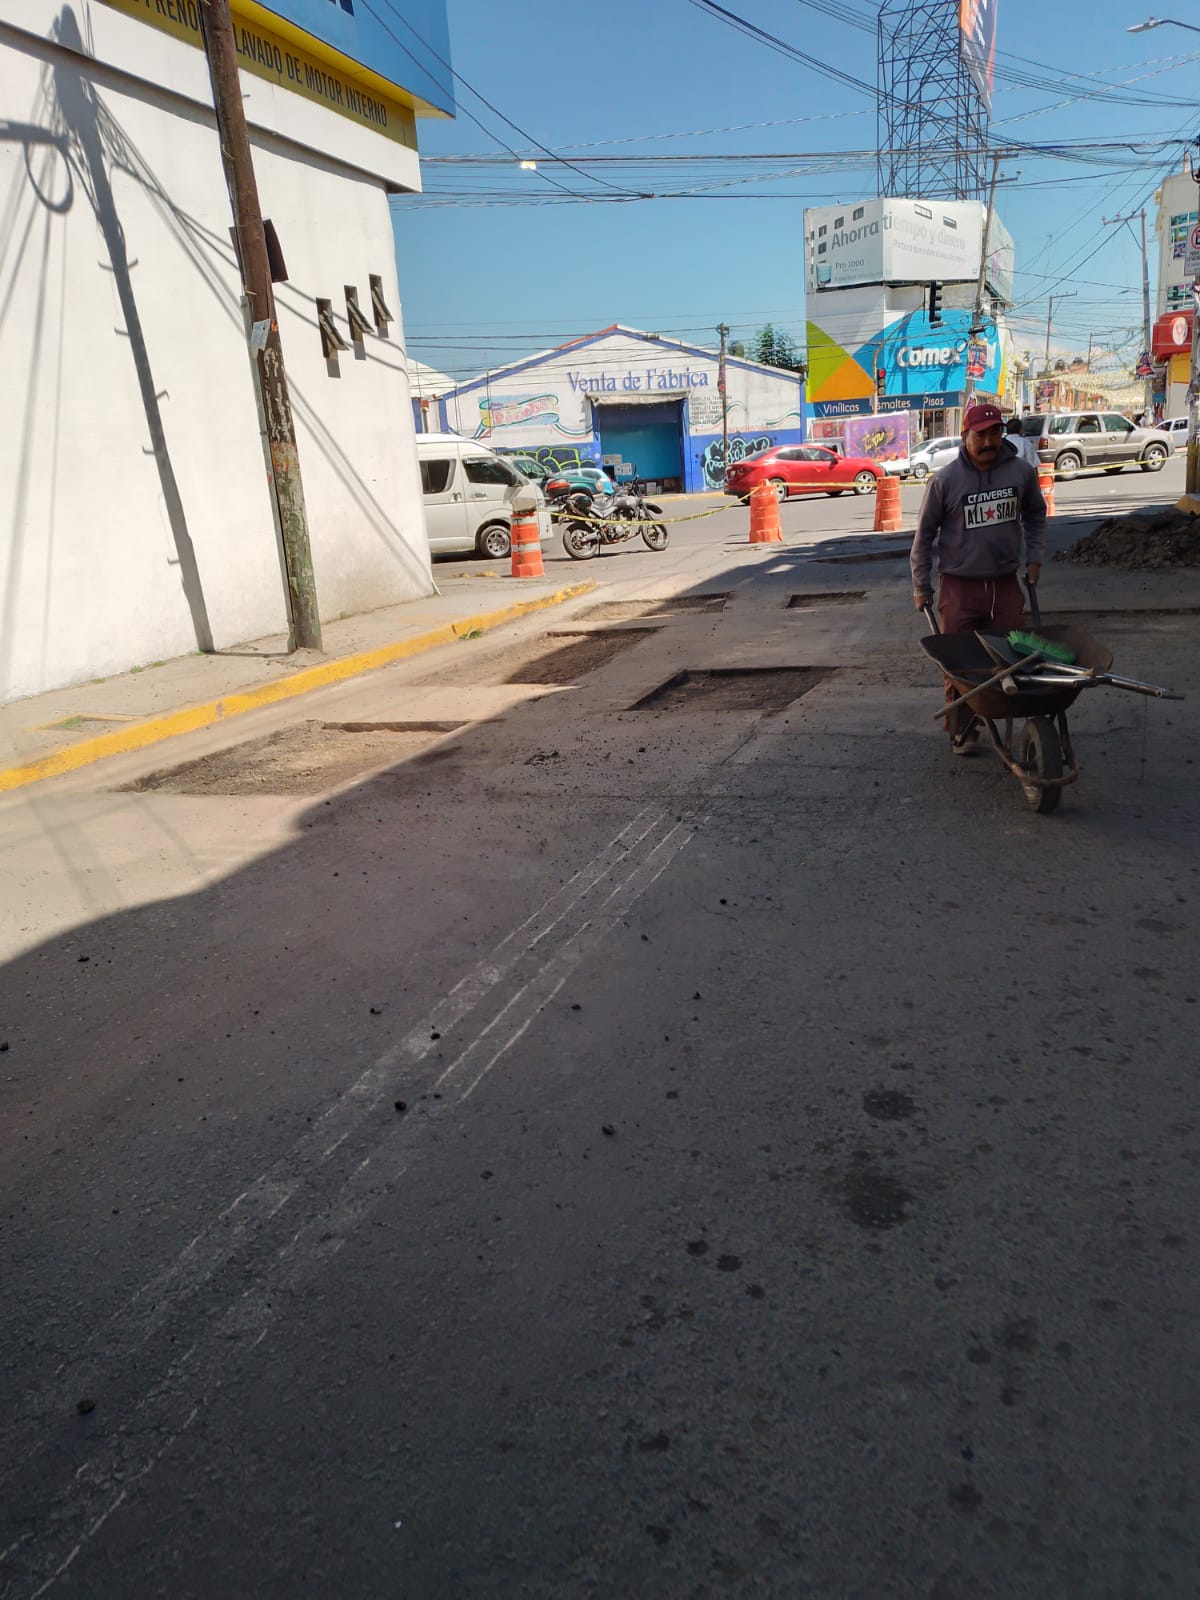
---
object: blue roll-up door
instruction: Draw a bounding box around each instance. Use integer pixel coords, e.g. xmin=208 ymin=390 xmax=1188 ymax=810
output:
xmin=595 ymin=402 xmax=683 ymax=486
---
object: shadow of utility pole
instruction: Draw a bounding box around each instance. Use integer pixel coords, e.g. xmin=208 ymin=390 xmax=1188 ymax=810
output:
xmin=51 ymin=6 xmax=214 ymax=653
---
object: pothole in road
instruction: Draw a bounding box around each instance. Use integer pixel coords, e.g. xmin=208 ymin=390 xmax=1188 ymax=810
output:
xmin=787 ymin=591 xmax=867 ymax=609
xmin=577 ymin=594 xmax=729 ymax=622
xmin=506 ymin=629 xmax=658 ymax=684
xmin=416 ymin=628 xmax=658 ymax=688
xmin=120 ymin=720 xmax=461 ymax=796
xmin=631 ymin=666 xmax=836 ymax=713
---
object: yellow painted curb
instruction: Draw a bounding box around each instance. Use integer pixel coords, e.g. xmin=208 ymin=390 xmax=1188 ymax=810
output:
xmin=0 ymin=581 xmax=595 ymax=795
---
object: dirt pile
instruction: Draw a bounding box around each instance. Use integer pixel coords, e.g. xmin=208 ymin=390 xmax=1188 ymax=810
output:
xmin=1056 ymin=507 xmax=1200 ymax=570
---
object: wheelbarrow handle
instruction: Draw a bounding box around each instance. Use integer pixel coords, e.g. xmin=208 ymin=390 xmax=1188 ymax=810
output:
xmin=1025 ymin=572 xmax=1041 ymax=628
xmin=1095 ymin=673 xmax=1185 ymax=700
xmin=923 ymin=604 xmax=940 ymax=635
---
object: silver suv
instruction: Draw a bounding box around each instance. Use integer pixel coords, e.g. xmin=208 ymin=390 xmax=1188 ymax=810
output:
xmin=1020 ymin=411 xmax=1172 ymax=480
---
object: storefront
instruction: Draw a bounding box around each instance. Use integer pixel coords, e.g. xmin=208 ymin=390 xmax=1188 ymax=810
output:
xmin=806 ymin=289 xmax=1009 ymax=449
xmin=1152 ymin=310 xmax=1194 ymax=421
xmin=436 ymin=326 xmax=805 ymax=493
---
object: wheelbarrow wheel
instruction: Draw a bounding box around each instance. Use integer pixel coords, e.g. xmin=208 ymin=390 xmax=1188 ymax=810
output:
xmin=1019 ymin=716 xmax=1063 ymax=814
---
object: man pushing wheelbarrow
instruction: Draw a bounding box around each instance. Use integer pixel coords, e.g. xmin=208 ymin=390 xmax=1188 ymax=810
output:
xmin=911 ymin=404 xmax=1181 ymax=814
xmin=911 ymin=401 xmax=1046 ymax=753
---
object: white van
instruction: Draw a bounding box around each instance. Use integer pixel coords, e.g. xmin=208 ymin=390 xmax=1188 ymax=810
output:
xmin=416 ymin=433 xmax=550 ymax=559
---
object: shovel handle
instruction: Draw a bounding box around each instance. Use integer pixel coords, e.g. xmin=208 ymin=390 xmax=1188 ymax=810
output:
xmin=932 ymin=651 xmax=1044 ymax=720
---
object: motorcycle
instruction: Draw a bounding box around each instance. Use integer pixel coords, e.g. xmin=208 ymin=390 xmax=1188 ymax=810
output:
xmin=561 ymin=478 xmax=669 ymax=561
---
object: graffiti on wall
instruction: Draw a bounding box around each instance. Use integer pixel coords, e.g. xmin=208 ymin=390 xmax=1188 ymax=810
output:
xmin=700 ymin=434 xmax=773 ymax=489
xmin=476 ymin=394 xmax=559 ymax=435
xmin=500 ymin=445 xmax=599 ymax=473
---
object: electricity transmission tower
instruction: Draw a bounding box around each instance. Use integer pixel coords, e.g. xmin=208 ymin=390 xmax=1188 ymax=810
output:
xmin=877 ymin=0 xmax=988 ymax=200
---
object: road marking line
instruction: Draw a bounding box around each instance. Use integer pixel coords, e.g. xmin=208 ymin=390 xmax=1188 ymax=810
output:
xmin=2 ymin=777 xmax=736 ymax=1591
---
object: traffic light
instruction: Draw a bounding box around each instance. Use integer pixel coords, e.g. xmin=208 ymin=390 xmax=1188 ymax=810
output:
xmin=928 ymin=281 xmax=943 ymax=326
xmin=876 ymin=367 xmax=886 ymax=395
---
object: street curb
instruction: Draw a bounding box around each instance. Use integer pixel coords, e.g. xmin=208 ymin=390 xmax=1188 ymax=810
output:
xmin=0 ymin=581 xmax=595 ymax=796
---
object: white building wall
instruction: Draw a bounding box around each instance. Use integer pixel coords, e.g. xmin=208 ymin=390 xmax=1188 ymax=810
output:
xmin=0 ymin=4 xmax=433 ymax=704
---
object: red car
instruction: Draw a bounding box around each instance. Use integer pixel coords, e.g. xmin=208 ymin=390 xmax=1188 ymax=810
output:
xmin=724 ymin=444 xmax=883 ymax=502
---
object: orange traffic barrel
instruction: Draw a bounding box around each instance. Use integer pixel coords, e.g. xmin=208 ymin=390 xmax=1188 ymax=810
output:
xmin=749 ymin=481 xmax=783 ymax=544
xmin=872 ymin=474 xmax=902 ymax=533
xmin=509 ymin=508 xmax=545 ymax=578
xmin=1037 ymin=463 xmax=1056 ymax=516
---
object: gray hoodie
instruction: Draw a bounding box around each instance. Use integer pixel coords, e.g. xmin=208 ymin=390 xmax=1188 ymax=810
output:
xmin=910 ymin=445 xmax=1046 ymax=592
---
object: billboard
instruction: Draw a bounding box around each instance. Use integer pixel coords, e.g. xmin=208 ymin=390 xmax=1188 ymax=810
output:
xmin=806 ymin=199 xmax=983 ymax=292
xmin=986 ymin=213 xmax=1015 ymax=306
xmin=959 ymin=0 xmax=998 ymax=116
xmin=843 ymin=413 xmax=912 ymax=463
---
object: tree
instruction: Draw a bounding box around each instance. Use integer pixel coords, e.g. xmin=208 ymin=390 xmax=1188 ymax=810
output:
xmin=752 ymin=322 xmax=804 ymax=372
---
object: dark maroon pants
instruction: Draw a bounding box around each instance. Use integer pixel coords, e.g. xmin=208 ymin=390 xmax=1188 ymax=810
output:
xmin=938 ymin=573 xmax=1027 ymax=729
xmin=938 ymin=572 xmax=1026 ymax=636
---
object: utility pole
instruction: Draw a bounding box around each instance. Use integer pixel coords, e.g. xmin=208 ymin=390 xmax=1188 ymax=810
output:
xmin=1043 ymin=291 xmax=1077 ymax=407
xmin=1140 ymin=208 xmax=1153 ymax=423
xmin=717 ymin=323 xmax=730 ymax=473
xmin=1188 ymin=161 xmax=1200 ymax=498
xmin=1189 ymin=286 xmax=1199 ymax=496
xmin=1102 ymin=208 xmax=1154 ymax=423
xmin=198 ymin=0 xmax=322 ymax=651
xmin=966 ymin=150 xmax=1004 ymax=402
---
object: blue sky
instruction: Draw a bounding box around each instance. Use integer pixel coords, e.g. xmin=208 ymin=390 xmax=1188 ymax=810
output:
xmin=388 ymin=0 xmax=1200 ymax=384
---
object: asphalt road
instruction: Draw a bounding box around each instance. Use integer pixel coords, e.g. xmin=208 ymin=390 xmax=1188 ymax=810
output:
xmin=433 ymin=456 xmax=1189 ymax=584
xmin=2 ymin=456 xmax=1197 ymax=1598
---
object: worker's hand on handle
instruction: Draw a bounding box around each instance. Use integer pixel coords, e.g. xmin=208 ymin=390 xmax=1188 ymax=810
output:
xmin=1026 ymin=562 xmax=1041 ymax=586
xmin=913 ymin=589 xmax=934 ymax=612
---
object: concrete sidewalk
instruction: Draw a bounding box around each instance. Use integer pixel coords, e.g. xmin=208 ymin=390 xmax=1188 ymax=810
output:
xmin=0 ymin=571 xmax=593 ymax=793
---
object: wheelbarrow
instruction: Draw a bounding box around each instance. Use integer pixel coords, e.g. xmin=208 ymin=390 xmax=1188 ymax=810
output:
xmin=919 ymin=580 xmax=1183 ymax=814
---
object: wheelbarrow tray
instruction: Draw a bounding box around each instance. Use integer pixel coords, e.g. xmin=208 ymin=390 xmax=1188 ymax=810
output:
xmin=919 ymin=625 xmax=1113 ymax=719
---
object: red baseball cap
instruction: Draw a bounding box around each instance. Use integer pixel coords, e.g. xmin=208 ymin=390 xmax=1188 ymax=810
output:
xmin=963 ymin=402 xmax=1003 ymax=432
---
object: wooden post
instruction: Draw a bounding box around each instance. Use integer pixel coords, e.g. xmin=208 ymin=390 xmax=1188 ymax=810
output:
xmin=198 ymin=0 xmax=322 ymax=651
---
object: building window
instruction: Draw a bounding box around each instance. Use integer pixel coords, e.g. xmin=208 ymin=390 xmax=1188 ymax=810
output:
xmin=853 ymin=207 xmax=864 ymax=221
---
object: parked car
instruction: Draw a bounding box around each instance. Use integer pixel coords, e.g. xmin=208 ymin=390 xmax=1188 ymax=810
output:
xmin=724 ymin=443 xmax=882 ymax=501
xmin=502 ymin=454 xmax=553 ymax=484
xmin=543 ymin=464 xmax=614 ymax=498
xmin=416 ymin=433 xmax=551 ymax=559
xmin=882 ymin=434 xmax=960 ymax=480
xmin=1019 ymin=411 xmax=1173 ymax=479
xmin=1161 ymin=417 xmax=1190 ymax=444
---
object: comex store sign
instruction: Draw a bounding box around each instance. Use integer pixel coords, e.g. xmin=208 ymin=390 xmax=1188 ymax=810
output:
xmin=894 ymin=337 xmax=970 ymax=372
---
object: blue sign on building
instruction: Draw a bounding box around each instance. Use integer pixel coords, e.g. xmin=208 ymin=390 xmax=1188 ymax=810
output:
xmin=261 ymin=0 xmax=454 ymax=113
xmin=860 ymin=308 xmax=1001 ymax=402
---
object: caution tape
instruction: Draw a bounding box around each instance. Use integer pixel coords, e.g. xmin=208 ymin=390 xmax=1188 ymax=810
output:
xmin=552 ymin=503 xmax=734 ymax=528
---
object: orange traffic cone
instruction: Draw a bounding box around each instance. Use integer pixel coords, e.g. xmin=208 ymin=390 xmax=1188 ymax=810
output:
xmin=509 ymin=507 xmax=544 ymax=577
xmin=872 ymin=474 xmax=903 ymax=533
xmin=1037 ymin=464 xmax=1056 ymax=516
xmin=749 ymin=482 xmax=783 ymax=544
